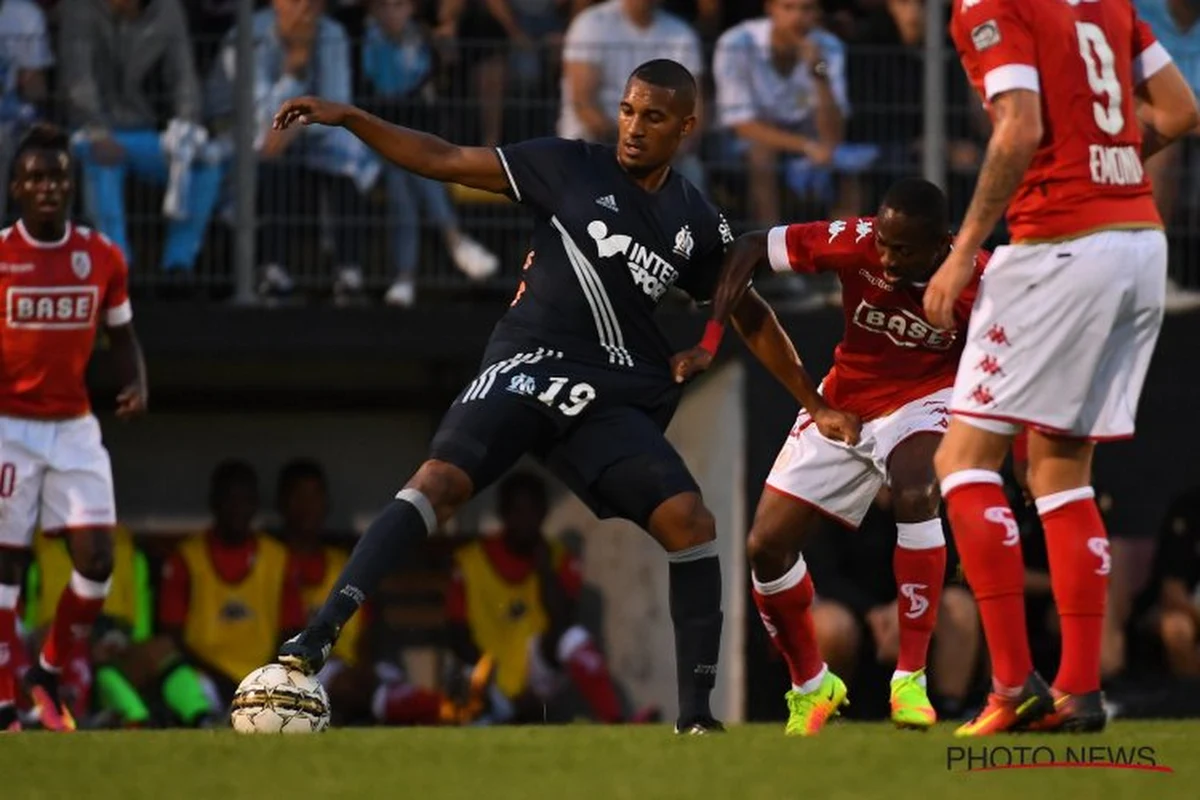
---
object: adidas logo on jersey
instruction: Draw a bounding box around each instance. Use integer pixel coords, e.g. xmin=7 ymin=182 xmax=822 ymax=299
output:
xmin=595 ymin=194 xmax=619 ymax=213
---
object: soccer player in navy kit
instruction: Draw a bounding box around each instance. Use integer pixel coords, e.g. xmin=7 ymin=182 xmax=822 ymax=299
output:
xmin=272 ymin=59 xmax=857 ymax=733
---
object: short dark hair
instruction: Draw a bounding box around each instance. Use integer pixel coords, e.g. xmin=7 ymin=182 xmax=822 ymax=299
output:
xmin=627 ymin=59 xmax=697 ymax=111
xmin=276 ymin=458 xmax=327 ymax=505
xmin=13 ymin=122 xmax=70 ymax=167
xmin=210 ymin=458 xmax=259 ymax=505
xmin=497 ymin=471 xmax=548 ymax=516
xmin=880 ymin=178 xmax=950 ymax=238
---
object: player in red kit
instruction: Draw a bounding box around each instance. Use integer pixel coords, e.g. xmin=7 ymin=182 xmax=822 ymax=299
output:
xmin=678 ymin=179 xmax=986 ymax=735
xmin=926 ymin=0 xmax=1200 ymax=735
xmin=0 ymin=124 xmax=148 ymax=732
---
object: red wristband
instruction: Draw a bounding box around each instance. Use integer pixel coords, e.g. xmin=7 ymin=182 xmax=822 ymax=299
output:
xmin=699 ymin=320 xmax=725 ymax=355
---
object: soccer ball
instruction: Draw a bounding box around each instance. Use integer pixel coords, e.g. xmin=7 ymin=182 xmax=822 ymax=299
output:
xmin=230 ymin=664 xmax=331 ymax=734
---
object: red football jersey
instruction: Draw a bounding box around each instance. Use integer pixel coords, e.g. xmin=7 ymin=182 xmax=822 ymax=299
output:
xmin=951 ymin=0 xmax=1167 ymax=242
xmin=767 ymin=217 xmax=987 ymax=421
xmin=0 ymin=221 xmax=131 ymax=419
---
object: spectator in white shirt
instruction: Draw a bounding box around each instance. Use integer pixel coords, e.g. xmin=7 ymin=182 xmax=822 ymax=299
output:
xmin=0 ymin=0 xmax=51 ymax=222
xmin=561 ymin=0 xmax=706 ymax=188
xmin=714 ymin=0 xmax=873 ymax=225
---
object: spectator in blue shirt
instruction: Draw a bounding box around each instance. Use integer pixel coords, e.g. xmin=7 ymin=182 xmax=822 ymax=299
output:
xmin=61 ymin=0 xmax=223 ymax=282
xmin=207 ymin=0 xmax=380 ymax=304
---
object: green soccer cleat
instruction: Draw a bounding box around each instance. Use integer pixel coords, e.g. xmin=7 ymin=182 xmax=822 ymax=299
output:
xmin=890 ymin=669 xmax=937 ymax=730
xmin=784 ymin=670 xmax=849 ymax=736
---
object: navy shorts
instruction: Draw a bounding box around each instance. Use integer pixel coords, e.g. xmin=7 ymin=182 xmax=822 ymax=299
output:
xmin=429 ymin=348 xmax=699 ymax=528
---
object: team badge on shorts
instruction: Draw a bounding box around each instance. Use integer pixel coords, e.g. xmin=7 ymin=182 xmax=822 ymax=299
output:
xmin=71 ymin=251 xmax=91 ymax=280
xmin=507 ymin=373 xmax=537 ymax=396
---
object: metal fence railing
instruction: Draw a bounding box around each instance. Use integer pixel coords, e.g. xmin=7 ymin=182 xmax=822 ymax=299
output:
xmin=3 ymin=9 xmax=1199 ymax=304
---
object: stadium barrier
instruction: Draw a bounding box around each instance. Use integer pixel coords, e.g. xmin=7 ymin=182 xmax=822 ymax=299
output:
xmin=5 ymin=30 xmax=1197 ymax=300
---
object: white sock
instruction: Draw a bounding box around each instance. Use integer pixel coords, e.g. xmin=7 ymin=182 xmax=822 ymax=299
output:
xmin=892 ymin=669 xmax=927 ymax=687
xmin=793 ymin=664 xmax=828 ymax=695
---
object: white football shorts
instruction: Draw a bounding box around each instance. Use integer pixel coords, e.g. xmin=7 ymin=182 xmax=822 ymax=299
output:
xmin=765 ymin=389 xmax=951 ymax=527
xmin=0 ymin=414 xmax=116 ymax=548
xmin=950 ymin=228 xmax=1166 ymax=440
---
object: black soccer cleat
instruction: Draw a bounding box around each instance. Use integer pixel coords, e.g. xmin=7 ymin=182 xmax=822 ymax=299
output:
xmin=277 ymin=625 xmax=336 ymax=675
xmin=1022 ymin=689 xmax=1108 ymax=733
xmin=674 ymin=715 xmax=726 ymax=735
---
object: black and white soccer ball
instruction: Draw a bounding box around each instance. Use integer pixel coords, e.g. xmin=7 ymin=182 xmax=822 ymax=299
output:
xmin=230 ymin=664 xmax=331 ymax=734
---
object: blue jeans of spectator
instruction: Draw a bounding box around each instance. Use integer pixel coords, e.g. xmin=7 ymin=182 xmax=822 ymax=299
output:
xmin=386 ymin=166 xmax=456 ymax=281
xmin=74 ymin=129 xmax=223 ymax=271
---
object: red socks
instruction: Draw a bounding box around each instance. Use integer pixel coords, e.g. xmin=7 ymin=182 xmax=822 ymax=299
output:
xmin=559 ymin=629 xmax=623 ymax=723
xmin=942 ymin=470 xmax=1032 ymax=691
xmin=0 ymin=584 xmax=18 ymax=709
xmin=752 ymin=558 xmax=824 ymax=688
xmin=894 ymin=520 xmax=947 ymax=673
xmin=40 ymin=572 xmax=109 ymax=672
xmin=1037 ymin=488 xmax=1108 ymax=695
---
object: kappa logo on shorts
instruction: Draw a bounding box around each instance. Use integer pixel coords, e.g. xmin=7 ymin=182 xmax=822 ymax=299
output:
xmin=969 ymin=384 xmax=995 ymax=406
xmin=852 ymin=300 xmax=956 ymax=350
xmin=976 ymin=355 xmax=1003 ymax=376
xmin=507 ymin=373 xmax=538 ymax=396
xmin=984 ymin=325 xmax=1010 ymax=345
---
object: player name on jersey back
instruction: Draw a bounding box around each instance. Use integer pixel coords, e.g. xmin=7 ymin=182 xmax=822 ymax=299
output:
xmin=952 ymin=0 xmax=1166 ymax=241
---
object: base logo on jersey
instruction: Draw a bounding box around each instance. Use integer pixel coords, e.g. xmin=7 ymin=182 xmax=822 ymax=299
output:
xmin=586 ymin=220 xmax=679 ymax=302
xmin=971 ymin=20 xmax=1000 ymax=51
xmin=6 ymin=286 xmax=98 ymax=329
xmin=71 ymin=251 xmax=92 ymax=280
xmin=852 ymin=300 xmax=955 ymax=350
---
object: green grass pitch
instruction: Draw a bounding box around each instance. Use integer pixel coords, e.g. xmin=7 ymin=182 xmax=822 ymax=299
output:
xmin=4 ymin=721 xmax=1198 ymax=799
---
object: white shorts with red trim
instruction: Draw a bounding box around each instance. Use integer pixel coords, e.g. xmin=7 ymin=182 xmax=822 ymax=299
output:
xmin=950 ymin=229 xmax=1166 ymax=441
xmin=0 ymin=414 xmax=116 ymax=548
xmin=764 ymin=389 xmax=951 ymax=527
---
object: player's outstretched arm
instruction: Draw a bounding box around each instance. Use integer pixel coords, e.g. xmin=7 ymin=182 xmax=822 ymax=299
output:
xmin=273 ymin=97 xmax=511 ymax=195
xmin=1137 ymin=62 xmax=1200 ymax=162
xmin=731 ymin=289 xmax=860 ymax=445
xmin=107 ymin=323 xmax=148 ymax=419
xmin=730 ymin=288 xmax=821 ymax=411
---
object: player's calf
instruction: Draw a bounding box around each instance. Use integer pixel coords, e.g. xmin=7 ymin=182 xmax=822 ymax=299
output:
xmin=0 ymin=572 xmax=21 ymax=732
xmin=283 ymin=461 xmax=472 ymax=675
xmin=40 ymin=528 xmax=113 ymax=678
xmin=649 ymin=493 xmax=724 ymax=733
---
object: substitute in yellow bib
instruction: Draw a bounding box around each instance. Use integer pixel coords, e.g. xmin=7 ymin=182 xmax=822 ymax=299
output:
xmin=27 ymin=526 xmax=218 ymax=727
xmin=445 ymin=472 xmax=650 ymax=724
xmin=158 ymin=460 xmax=306 ymax=704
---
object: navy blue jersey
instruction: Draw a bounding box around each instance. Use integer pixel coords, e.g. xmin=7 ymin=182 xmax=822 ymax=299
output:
xmin=490 ymin=138 xmax=733 ymax=374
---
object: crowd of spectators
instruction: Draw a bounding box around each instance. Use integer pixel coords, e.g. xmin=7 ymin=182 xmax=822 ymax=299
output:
xmin=2 ymin=0 xmax=1197 ymax=308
